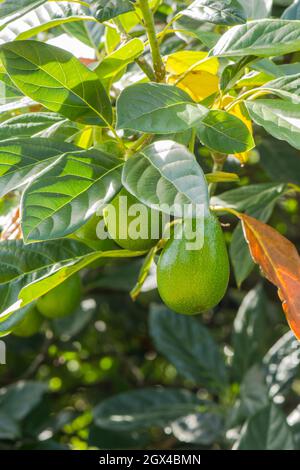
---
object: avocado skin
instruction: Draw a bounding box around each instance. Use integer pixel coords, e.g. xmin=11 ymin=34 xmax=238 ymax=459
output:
xmin=104 ymin=189 xmax=162 ymax=251
xmin=37 ymin=274 xmax=81 ymax=319
xmin=13 ymin=307 xmax=43 ymax=337
xmin=157 ymin=213 xmax=229 ymax=315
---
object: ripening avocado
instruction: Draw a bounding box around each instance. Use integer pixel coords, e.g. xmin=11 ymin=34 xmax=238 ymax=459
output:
xmin=37 ymin=274 xmax=82 ymax=319
xmin=103 ymin=188 xmax=163 ymax=252
xmin=13 ymin=307 xmax=43 ymax=337
xmin=157 ymin=212 xmax=229 ymax=315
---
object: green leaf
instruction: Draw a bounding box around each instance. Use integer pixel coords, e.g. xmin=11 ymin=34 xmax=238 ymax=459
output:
xmin=220 ymin=56 xmax=257 ymax=92
xmin=232 ymin=285 xmax=269 ymax=381
xmin=282 ymin=0 xmax=300 ymax=19
xmin=263 ymin=331 xmax=300 ymax=399
xmin=181 ymin=0 xmax=246 ymax=26
xmin=262 ymin=73 xmax=300 ymax=104
xmin=238 ymin=0 xmax=273 ymax=19
xmin=122 ymin=140 xmax=209 ymax=217
xmin=0 ymin=412 xmax=20 ymax=440
xmin=236 ymin=366 xmax=270 ymax=422
xmin=212 ymin=183 xmax=287 ymax=285
xmin=0 ymin=0 xmax=46 ymax=30
xmin=93 ymin=388 xmax=201 ymax=431
xmin=196 ymin=110 xmax=255 ymax=154
xmin=94 ymin=0 xmax=134 ymax=22
xmin=19 ymin=248 xmax=144 ymax=310
xmin=258 ymin=138 xmax=300 ymax=185
xmin=236 ymin=404 xmax=295 ymax=450
xmin=211 ymin=20 xmax=300 ymax=57
xmin=0 ymin=239 xmax=91 ymax=320
xmin=0 ymin=2 xmax=94 ymax=42
xmin=246 ymin=99 xmax=300 ymax=150
xmin=0 ymin=40 xmax=112 ymax=126
xmin=0 ymin=113 xmax=64 ymax=140
xmin=149 ymin=305 xmax=228 ymax=392
xmin=95 ymin=38 xmax=144 ymax=88
xmin=171 ymin=413 xmax=224 ymax=445
xmin=116 ymin=83 xmax=207 ymax=133
xmin=0 ymin=137 xmax=78 ymax=198
xmin=0 ymin=239 xmax=143 ymax=327
xmin=0 ymin=381 xmax=47 ymax=421
xmin=21 ymin=148 xmax=123 ymax=241
xmin=211 ymin=183 xmax=287 ymax=214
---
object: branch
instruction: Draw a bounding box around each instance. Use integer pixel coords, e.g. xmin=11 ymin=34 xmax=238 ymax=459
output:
xmin=138 ymin=0 xmax=166 ymax=82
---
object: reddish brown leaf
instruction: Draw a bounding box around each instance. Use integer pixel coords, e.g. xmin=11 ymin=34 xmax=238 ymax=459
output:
xmin=238 ymin=213 xmax=300 ymax=339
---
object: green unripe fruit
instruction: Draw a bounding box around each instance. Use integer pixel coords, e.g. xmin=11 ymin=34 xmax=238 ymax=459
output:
xmin=74 ymin=214 xmax=118 ymax=252
xmin=157 ymin=213 xmax=229 ymax=315
xmin=104 ymin=189 xmax=162 ymax=252
xmin=37 ymin=274 xmax=82 ymax=319
xmin=13 ymin=307 xmax=43 ymax=337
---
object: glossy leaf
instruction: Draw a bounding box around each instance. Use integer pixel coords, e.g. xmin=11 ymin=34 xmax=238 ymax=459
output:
xmin=0 ymin=40 xmax=112 ymax=126
xmin=0 ymin=137 xmax=78 ymax=198
xmin=171 ymin=413 xmax=224 ymax=445
xmin=116 ymin=83 xmax=208 ymax=133
xmin=0 ymin=0 xmax=46 ymax=30
xmin=236 ymin=404 xmax=295 ymax=450
xmin=232 ymin=285 xmax=269 ymax=381
xmin=282 ymin=0 xmax=300 ymax=19
xmin=238 ymin=213 xmax=300 ymax=339
xmin=247 ymin=99 xmax=300 ymax=151
xmin=93 ymin=388 xmax=201 ymax=431
xmin=263 ymin=331 xmax=300 ymax=398
xmin=149 ymin=305 xmax=228 ymax=391
xmin=94 ymin=0 xmax=134 ymax=22
xmin=21 ymin=148 xmax=123 ymax=241
xmin=262 ymin=73 xmax=300 ymax=104
xmin=212 ymin=20 xmax=300 ymax=57
xmin=0 ymin=3 xmax=94 ymax=43
xmin=0 ymin=113 xmax=64 ymax=140
xmin=181 ymin=0 xmax=246 ymax=26
xmin=238 ymin=0 xmax=273 ymax=19
xmin=197 ymin=110 xmax=255 ymax=154
xmin=122 ymin=140 xmax=210 ymax=217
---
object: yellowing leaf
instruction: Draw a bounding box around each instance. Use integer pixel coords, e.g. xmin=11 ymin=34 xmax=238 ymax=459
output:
xmin=169 ymin=71 xmax=219 ymax=102
xmin=75 ymin=127 xmax=93 ymax=149
xmin=166 ymin=51 xmax=219 ymax=102
xmin=166 ymin=50 xmax=219 ymax=75
xmin=238 ymin=213 xmax=300 ymax=340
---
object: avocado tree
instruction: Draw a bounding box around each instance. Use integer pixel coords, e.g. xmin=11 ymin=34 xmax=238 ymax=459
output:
xmin=0 ymin=0 xmax=300 ymax=451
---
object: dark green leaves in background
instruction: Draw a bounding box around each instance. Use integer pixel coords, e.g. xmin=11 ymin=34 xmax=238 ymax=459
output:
xmin=149 ymin=305 xmax=228 ymax=392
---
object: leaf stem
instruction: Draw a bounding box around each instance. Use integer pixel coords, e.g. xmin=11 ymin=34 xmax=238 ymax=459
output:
xmin=209 ymin=153 xmax=227 ymax=196
xmin=138 ymin=0 xmax=166 ymax=82
xmin=113 ymin=17 xmax=155 ymax=81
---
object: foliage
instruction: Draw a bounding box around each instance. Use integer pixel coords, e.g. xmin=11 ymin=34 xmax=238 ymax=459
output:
xmin=0 ymin=0 xmax=300 ymax=451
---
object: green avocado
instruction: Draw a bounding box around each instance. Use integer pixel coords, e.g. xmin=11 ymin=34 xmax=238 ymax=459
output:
xmin=104 ymin=188 xmax=162 ymax=251
xmin=13 ymin=307 xmax=43 ymax=337
xmin=157 ymin=212 xmax=229 ymax=315
xmin=37 ymin=274 xmax=82 ymax=319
